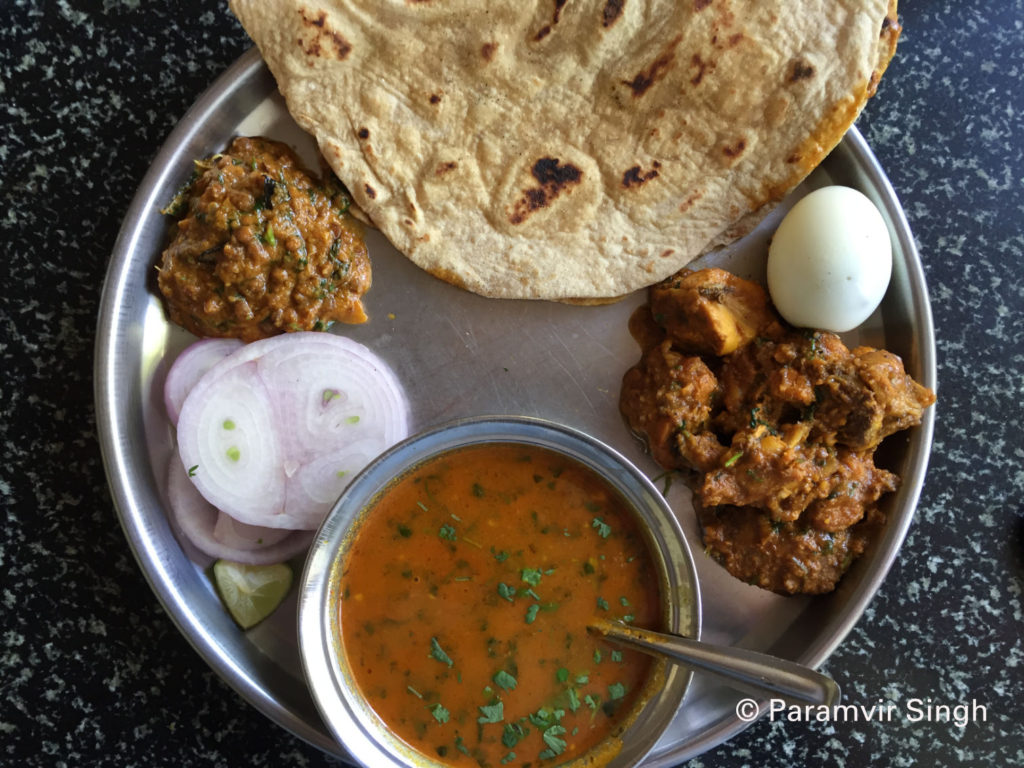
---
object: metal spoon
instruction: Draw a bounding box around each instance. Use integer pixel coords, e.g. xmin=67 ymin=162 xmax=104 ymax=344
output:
xmin=590 ymin=620 xmax=840 ymax=708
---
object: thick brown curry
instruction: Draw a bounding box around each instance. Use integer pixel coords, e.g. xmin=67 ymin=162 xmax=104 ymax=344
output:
xmin=157 ymin=136 xmax=370 ymax=341
xmin=620 ymin=268 xmax=934 ymax=595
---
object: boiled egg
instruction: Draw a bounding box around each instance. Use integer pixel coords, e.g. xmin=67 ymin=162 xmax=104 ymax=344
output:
xmin=766 ymin=185 xmax=892 ymax=333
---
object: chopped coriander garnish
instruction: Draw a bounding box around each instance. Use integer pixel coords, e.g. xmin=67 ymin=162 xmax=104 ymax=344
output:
xmin=493 ymin=670 xmax=517 ymax=691
xmin=540 ymin=724 xmax=567 ymax=758
xmin=566 ymin=687 xmax=581 ymax=712
xmin=502 ymin=722 xmax=527 ymax=748
xmin=591 ymin=517 xmax=612 ymax=538
xmin=478 ymin=701 xmax=504 ymax=723
xmin=429 ymin=637 xmax=453 ymax=668
xmin=521 ymin=567 xmax=543 ymax=586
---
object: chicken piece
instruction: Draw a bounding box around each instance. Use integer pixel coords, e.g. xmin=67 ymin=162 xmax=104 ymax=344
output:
xmin=841 ymin=347 xmax=937 ymax=451
xmin=620 ymin=339 xmax=725 ymax=472
xmin=649 ymin=267 xmax=780 ymax=356
xmin=626 ymin=302 xmax=669 ymax=354
xmin=699 ymin=503 xmax=882 ymax=595
xmin=803 ymin=450 xmax=898 ymax=533
xmin=699 ymin=423 xmax=837 ymax=522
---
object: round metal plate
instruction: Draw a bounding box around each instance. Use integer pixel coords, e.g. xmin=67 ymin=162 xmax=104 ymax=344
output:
xmin=95 ymin=47 xmax=936 ymax=765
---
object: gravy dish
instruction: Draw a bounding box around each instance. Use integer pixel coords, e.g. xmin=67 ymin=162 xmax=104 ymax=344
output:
xmin=298 ymin=416 xmax=701 ymax=768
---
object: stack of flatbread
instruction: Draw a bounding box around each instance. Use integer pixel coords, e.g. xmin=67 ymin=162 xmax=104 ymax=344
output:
xmin=229 ymin=0 xmax=899 ymax=301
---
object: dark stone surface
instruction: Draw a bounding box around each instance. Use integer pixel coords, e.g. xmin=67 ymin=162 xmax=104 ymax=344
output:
xmin=2 ymin=2 xmax=1021 ymax=766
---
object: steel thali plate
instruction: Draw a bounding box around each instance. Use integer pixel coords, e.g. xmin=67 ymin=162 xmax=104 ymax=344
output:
xmin=95 ymin=47 xmax=936 ymax=766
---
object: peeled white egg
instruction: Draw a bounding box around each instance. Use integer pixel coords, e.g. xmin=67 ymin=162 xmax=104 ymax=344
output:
xmin=766 ymin=185 xmax=892 ymax=333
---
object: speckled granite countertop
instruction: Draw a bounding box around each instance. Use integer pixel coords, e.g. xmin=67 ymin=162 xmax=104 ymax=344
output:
xmin=3 ymin=2 xmax=1022 ymax=766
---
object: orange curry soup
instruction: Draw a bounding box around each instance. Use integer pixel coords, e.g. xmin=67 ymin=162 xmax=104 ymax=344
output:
xmin=338 ymin=442 xmax=664 ymax=767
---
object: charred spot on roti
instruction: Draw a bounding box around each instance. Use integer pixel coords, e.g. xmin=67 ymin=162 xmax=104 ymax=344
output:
xmin=679 ymin=190 xmax=703 ymax=212
xmin=509 ymin=157 xmax=583 ymax=225
xmin=694 ymin=0 xmax=712 ymax=11
xmin=435 ymin=161 xmax=457 ymax=176
xmin=481 ymin=42 xmax=497 ymax=61
xmin=690 ymin=53 xmax=710 ymax=86
xmin=622 ymin=164 xmax=660 ymax=189
xmin=429 ymin=93 xmax=442 ymax=104
xmin=601 ymin=0 xmax=625 ymax=27
xmin=661 ymin=249 xmax=675 ymax=259
xmin=364 ymin=183 xmax=377 ymax=199
xmin=789 ymin=59 xmax=815 ymax=82
xmin=534 ymin=0 xmax=568 ymax=42
xmin=297 ymin=9 xmax=351 ymax=60
xmin=624 ymin=35 xmax=682 ymax=97
xmin=357 ymin=127 xmax=369 ymax=139
xmin=722 ymin=138 xmax=747 ymax=160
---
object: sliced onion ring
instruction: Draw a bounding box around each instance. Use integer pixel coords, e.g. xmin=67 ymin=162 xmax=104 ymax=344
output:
xmin=163 ymin=337 xmax=244 ymax=425
xmin=174 ymin=332 xmax=410 ymax=530
xmin=165 ymin=455 xmax=312 ymax=565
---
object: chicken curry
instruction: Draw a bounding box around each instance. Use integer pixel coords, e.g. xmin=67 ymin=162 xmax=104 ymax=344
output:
xmin=620 ymin=268 xmax=935 ymax=594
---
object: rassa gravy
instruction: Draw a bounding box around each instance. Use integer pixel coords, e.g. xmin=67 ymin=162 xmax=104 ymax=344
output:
xmin=338 ymin=442 xmax=665 ymax=767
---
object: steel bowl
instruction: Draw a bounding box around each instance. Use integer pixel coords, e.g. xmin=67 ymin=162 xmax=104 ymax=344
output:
xmin=298 ymin=415 xmax=703 ymax=768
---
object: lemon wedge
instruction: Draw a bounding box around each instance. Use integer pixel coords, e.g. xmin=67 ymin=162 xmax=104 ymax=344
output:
xmin=212 ymin=560 xmax=293 ymax=629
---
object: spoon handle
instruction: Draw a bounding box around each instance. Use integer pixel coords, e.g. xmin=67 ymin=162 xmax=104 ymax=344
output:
xmin=594 ymin=622 xmax=840 ymax=708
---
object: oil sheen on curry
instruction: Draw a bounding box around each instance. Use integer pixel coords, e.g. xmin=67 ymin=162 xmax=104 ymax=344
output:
xmin=338 ymin=443 xmax=663 ymax=767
